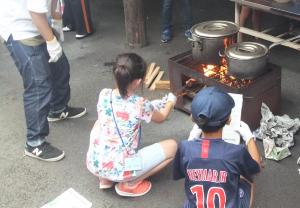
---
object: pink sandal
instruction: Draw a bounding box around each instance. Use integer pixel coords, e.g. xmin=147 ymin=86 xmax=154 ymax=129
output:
xmin=115 ymin=180 xmax=152 ymax=197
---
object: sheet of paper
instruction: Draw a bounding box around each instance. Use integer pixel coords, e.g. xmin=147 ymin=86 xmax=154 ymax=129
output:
xmin=228 ymin=93 xmax=243 ymax=129
xmin=222 ymin=125 xmax=241 ymax=145
xmin=41 ymin=188 xmax=92 ymax=208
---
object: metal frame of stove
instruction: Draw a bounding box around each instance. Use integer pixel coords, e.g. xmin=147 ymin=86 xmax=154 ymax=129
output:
xmin=231 ymin=0 xmax=300 ymax=51
xmin=169 ymin=51 xmax=282 ymax=130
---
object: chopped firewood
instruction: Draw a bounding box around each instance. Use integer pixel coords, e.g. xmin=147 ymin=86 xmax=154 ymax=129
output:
xmin=145 ymin=66 xmax=160 ymax=88
xmin=154 ymin=80 xmax=170 ymax=90
xmin=144 ymin=62 xmax=156 ymax=84
xmin=150 ymin=71 xmax=165 ymax=91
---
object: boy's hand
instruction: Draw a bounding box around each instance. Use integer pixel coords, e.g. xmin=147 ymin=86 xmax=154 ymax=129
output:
xmin=188 ymin=124 xmax=202 ymax=141
xmin=235 ymin=121 xmax=255 ymax=145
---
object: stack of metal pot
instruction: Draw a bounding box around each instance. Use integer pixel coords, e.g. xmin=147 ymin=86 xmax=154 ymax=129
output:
xmin=189 ymin=20 xmax=239 ymax=65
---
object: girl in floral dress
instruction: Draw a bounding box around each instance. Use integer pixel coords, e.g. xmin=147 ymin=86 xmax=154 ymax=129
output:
xmin=86 ymin=53 xmax=177 ymax=197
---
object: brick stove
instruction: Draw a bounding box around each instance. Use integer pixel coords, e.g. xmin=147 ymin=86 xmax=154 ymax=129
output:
xmin=168 ymin=51 xmax=281 ymax=130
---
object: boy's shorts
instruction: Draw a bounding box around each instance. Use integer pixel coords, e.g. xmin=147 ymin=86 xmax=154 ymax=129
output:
xmin=238 ymin=179 xmax=251 ymax=208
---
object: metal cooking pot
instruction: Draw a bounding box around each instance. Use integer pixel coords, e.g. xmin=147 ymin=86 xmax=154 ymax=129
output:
xmin=225 ymin=34 xmax=300 ymax=79
xmin=224 ymin=42 xmax=269 ymax=79
xmin=189 ymin=20 xmax=239 ymax=65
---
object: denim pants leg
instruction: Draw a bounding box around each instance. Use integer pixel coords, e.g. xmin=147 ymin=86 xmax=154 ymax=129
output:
xmin=4 ymin=36 xmax=21 ymax=69
xmin=49 ymin=52 xmax=70 ymax=114
xmin=9 ymin=40 xmax=52 ymax=147
xmin=162 ymin=0 xmax=173 ymax=32
xmin=8 ymin=39 xmax=70 ymax=147
xmin=181 ymin=0 xmax=192 ymax=30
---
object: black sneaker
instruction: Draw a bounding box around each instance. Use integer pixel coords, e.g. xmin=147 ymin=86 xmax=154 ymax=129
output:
xmin=24 ymin=142 xmax=65 ymax=162
xmin=47 ymin=106 xmax=87 ymax=122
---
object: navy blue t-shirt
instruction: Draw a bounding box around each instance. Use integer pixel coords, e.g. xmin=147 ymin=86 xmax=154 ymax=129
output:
xmin=173 ymin=139 xmax=260 ymax=208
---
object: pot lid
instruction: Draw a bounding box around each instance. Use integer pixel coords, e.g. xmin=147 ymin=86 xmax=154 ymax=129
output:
xmin=191 ymin=20 xmax=239 ymax=38
xmin=225 ymin=42 xmax=268 ymax=60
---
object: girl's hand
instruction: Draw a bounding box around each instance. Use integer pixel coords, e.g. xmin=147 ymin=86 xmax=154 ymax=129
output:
xmin=167 ymin=93 xmax=177 ymax=106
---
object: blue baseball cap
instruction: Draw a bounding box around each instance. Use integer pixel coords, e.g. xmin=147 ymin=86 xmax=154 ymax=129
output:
xmin=191 ymin=86 xmax=235 ymax=127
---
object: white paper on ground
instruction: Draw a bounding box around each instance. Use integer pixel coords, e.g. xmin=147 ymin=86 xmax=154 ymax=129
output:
xmin=41 ymin=188 xmax=92 ymax=208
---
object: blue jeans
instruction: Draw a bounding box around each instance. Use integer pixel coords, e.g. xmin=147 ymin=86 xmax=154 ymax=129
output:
xmin=162 ymin=0 xmax=192 ymax=32
xmin=5 ymin=36 xmax=70 ymax=147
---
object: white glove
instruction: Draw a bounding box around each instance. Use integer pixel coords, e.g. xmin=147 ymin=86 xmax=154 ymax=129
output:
xmin=167 ymin=92 xmax=177 ymax=106
xmin=46 ymin=36 xmax=63 ymax=63
xmin=188 ymin=124 xmax=202 ymax=141
xmin=51 ymin=19 xmax=64 ymax=42
xmin=234 ymin=121 xmax=255 ymax=145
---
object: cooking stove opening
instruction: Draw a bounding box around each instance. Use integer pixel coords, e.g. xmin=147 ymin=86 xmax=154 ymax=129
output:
xmin=177 ymin=55 xmax=266 ymax=89
xmin=169 ymin=51 xmax=281 ymax=130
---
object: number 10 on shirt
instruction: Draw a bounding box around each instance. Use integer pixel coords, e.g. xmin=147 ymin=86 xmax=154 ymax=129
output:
xmin=190 ymin=185 xmax=226 ymax=208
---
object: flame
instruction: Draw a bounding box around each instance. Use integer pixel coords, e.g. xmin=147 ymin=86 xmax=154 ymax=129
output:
xmin=199 ymin=58 xmax=253 ymax=89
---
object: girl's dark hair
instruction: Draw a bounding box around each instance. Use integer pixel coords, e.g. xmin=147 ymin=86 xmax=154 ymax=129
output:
xmin=113 ymin=53 xmax=147 ymax=98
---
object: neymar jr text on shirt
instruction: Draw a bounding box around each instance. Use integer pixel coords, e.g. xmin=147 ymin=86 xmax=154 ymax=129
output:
xmin=187 ymin=169 xmax=228 ymax=183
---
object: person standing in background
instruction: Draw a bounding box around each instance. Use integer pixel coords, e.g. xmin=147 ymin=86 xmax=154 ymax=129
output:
xmin=161 ymin=0 xmax=193 ymax=43
xmin=239 ymin=6 xmax=261 ymax=41
xmin=62 ymin=0 xmax=94 ymax=39
xmin=0 ymin=0 xmax=87 ymax=162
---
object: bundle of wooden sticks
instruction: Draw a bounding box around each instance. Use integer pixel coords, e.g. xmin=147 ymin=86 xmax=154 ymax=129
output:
xmin=144 ymin=63 xmax=170 ymax=91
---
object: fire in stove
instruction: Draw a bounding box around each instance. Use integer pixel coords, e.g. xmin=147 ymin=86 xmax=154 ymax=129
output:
xmin=196 ymin=59 xmax=253 ymax=89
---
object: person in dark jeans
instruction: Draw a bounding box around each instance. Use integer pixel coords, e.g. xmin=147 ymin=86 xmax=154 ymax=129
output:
xmin=1 ymin=0 xmax=86 ymax=162
xmin=161 ymin=0 xmax=193 ymax=43
xmin=62 ymin=0 xmax=94 ymax=39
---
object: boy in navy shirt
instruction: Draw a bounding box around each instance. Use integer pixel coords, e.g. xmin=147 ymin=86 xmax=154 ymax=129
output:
xmin=173 ymin=86 xmax=261 ymax=208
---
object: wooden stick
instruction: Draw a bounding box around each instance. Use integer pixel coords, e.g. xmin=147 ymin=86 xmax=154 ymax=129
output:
xmin=144 ymin=63 xmax=156 ymax=84
xmin=145 ymin=66 xmax=160 ymax=88
xmin=154 ymin=80 xmax=170 ymax=90
xmin=149 ymin=71 xmax=164 ymax=90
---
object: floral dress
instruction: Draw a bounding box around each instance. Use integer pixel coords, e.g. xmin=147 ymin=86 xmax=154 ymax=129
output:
xmin=86 ymin=88 xmax=154 ymax=181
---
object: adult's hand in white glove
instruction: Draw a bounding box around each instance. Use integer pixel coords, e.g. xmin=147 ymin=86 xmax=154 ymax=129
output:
xmin=46 ymin=36 xmax=63 ymax=63
xmin=167 ymin=92 xmax=177 ymax=106
xmin=51 ymin=19 xmax=64 ymax=42
xmin=235 ymin=121 xmax=255 ymax=145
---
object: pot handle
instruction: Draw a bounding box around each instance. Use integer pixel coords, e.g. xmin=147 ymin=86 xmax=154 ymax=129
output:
xmin=269 ymin=34 xmax=300 ymax=50
xmin=218 ymin=50 xmax=225 ymax=58
xmin=191 ymin=39 xmax=203 ymax=51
